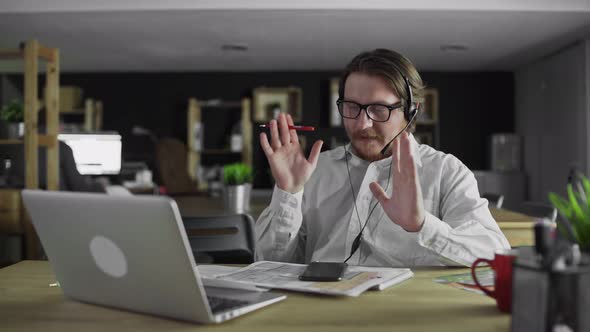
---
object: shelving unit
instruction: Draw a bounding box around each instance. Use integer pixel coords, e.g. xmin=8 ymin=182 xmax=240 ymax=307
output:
xmin=59 ymin=98 xmax=103 ymax=132
xmin=187 ymin=98 xmax=252 ymax=190
xmin=0 ymin=40 xmax=60 ymax=260
xmin=414 ymin=88 xmax=440 ymax=148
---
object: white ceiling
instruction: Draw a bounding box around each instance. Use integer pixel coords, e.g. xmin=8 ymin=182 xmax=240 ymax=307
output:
xmin=1 ymin=1 xmax=590 ymax=72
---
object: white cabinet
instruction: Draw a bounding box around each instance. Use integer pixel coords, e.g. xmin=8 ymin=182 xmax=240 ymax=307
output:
xmin=473 ymin=170 xmax=526 ymax=209
xmin=515 ymin=40 xmax=590 ymax=202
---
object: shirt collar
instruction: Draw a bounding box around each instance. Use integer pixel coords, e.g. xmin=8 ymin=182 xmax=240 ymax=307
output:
xmin=331 ymin=133 xmax=423 ymax=168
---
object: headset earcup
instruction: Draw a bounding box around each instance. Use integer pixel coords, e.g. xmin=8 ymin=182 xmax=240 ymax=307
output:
xmin=405 ymin=105 xmax=417 ymax=122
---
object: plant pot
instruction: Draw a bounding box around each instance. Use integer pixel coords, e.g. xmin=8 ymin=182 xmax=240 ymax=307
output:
xmin=223 ymin=183 xmax=252 ymax=214
xmin=0 ymin=121 xmax=23 ymax=139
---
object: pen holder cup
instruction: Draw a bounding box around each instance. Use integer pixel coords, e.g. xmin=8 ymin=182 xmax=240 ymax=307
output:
xmin=511 ymin=249 xmax=590 ymax=332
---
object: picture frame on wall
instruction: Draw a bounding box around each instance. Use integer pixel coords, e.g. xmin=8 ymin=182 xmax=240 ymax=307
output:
xmin=253 ymin=87 xmax=302 ymax=123
xmin=417 ymin=88 xmax=439 ymax=124
xmin=330 ymin=78 xmax=342 ymax=127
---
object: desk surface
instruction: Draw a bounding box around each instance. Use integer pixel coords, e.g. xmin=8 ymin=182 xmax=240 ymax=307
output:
xmin=0 ymin=261 xmax=509 ymax=332
xmin=489 ymin=207 xmax=535 ymax=224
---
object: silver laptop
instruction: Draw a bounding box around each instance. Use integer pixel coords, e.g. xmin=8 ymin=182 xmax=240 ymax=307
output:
xmin=22 ymin=189 xmax=286 ymax=324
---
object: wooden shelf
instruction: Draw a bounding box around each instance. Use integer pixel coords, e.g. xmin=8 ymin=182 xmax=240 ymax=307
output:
xmin=0 ymin=40 xmax=60 ymax=260
xmin=200 ymin=100 xmax=243 ymax=109
xmin=38 ymin=135 xmax=58 ymax=148
xmin=58 ymin=99 xmax=103 ymax=131
xmin=187 ymin=98 xmax=252 ymax=191
xmin=0 ymin=139 xmax=23 ymax=145
xmin=0 ymin=49 xmax=23 ymax=60
xmin=0 ymin=43 xmax=56 ymax=62
xmin=0 ymin=135 xmax=58 ymax=148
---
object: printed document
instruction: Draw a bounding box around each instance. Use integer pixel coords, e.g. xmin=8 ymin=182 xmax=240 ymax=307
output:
xmin=199 ymin=261 xmax=413 ymax=297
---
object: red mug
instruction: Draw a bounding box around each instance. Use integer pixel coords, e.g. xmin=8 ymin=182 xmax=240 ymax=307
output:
xmin=471 ymin=249 xmax=517 ymax=313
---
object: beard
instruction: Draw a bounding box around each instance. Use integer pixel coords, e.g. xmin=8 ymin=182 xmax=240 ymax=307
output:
xmin=349 ymin=130 xmax=388 ymax=162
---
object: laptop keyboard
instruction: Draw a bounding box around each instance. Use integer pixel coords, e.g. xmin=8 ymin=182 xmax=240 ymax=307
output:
xmin=206 ymin=295 xmax=250 ymax=314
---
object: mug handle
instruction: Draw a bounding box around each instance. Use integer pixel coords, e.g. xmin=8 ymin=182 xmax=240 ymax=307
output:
xmin=471 ymin=258 xmax=495 ymax=298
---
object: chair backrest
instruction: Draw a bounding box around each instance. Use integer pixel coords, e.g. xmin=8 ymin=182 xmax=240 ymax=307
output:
xmin=105 ymin=185 xmax=133 ymax=196
xmin=182 ymin=214 xmax=256 ymax=264
xmin=155 ymin=138 xmax=199 ymax=195
xmin=514 ymin=201 xmax=558 ymax=222
xmin=482 ymin=193 xmax=505 ymax=209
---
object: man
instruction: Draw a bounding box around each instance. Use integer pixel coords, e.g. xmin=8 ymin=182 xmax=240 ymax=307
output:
xmin=256 ymin=49 xmax=509 ymax=266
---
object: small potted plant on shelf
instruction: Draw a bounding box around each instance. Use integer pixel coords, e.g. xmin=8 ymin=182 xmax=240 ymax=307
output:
xmin=548 ymin=172 xmax=590 ymax=251
xmin=222 ymin=163 xmax=253 ymax=214
xmin=0 ymin=99 xmax=24 ymax=139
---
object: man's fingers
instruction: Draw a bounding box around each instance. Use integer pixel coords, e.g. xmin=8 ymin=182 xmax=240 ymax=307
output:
xmin=400 ymin=131 xmax=411 ymax=159
xmin=307 ymin=140 xmax=323 ymax=167
xmin=287 ymin=114 xmax=299 ymax=144
xmin=278 ymin=113 xmax=291 ymax=146
xmin=369 ymin=182 xmax=389 ymax=205
xmin=260 ymin=133 xmax=274 ymax=157
xmin=269 ymin=119 xmax=282 ymax=150
xmin=400 ymin=132 xmax=416 ymax=176
xmin=390 ymin=132 xmax=401 ymax=174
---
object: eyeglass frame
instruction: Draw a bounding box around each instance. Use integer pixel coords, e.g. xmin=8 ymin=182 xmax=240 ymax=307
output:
xmin=336 ymin=99 xmax=403 ymax=122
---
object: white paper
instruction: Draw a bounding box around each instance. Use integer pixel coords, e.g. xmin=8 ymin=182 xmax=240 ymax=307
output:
xmin=197 ymin=264 xmax=240 ymax=278
xmin=196 ymin=265 xmax=266 ymax=292
xmin=208 ymin=261 xmax=413 ymax=297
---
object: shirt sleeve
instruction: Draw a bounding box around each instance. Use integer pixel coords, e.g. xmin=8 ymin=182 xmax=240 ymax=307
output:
xmin=416 ymin=156 xmax=511 ymax=266
xmin=255 ymin=185 xmax=306 ymax=263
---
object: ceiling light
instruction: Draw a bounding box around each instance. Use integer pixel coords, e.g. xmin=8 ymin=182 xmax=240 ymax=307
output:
xmin=221 ymin=43 xmax=249 ymax=52
xmin=440 ymin=44 xmax=468 ymax=52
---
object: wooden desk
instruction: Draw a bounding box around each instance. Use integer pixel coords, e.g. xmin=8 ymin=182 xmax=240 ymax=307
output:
xmin=0 ymin=261 xmax=509 ymax=331
xmin=490 ymin=208 xmax=535 ymax=247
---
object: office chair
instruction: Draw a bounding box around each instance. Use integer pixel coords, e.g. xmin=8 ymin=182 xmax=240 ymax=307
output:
xmin=513 ymin=201 xmax=558 ymax=223
xmin=182 ymin=214 xmax=256 ymax=264
xmin=104 ymin=185 xmax=133 ymax=196
xmin=155 ymin=138 xmax=202 ymax=195
xmin=482 ymin=193 xmax=505 ymax=209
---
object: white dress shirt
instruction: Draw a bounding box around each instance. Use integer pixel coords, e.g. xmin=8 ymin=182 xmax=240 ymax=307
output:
xmin=255 ymin=135 xmax=510 ymax=267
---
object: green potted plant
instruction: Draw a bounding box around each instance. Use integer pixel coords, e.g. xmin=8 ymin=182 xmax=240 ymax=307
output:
xmin=548 ymin=172 xmax=590 ymax=251
xmin=222 ymin=163 xmax=253 ymax=213
xmin=0 ymin=99 xmax=24 ymax=139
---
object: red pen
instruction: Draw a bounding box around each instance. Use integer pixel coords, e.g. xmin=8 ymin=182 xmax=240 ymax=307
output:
xmin=259 ymin=124 xmax=315 ymax=131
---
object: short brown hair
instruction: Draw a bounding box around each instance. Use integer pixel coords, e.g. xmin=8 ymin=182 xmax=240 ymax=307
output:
xmin=339 ymin=49 xmax=425 ymax=119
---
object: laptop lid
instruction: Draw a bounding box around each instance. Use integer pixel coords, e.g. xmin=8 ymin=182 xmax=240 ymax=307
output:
xmin=22 ymin=190 xmax=214 ymax=323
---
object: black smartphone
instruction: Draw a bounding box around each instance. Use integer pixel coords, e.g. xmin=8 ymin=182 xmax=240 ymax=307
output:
xmin=298 ymin=262 xmax=348 ymax=282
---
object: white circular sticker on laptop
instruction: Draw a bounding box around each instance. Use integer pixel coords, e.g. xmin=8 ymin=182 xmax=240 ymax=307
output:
xmin=89 ymin=236 xmax=128 ymax=278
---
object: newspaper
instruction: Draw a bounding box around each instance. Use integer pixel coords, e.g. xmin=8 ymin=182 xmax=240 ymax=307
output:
xmin=433 ymin=268 xmax=495 ymax=295
xmin=433 ymin=268 xmax=494 ymax=286
xmin=200 ymin=261 xmax=413 ymax=297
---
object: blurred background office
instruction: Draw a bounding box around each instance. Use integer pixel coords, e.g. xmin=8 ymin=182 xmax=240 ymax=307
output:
xmin=1 ymin=1 xmax=590 ymax=263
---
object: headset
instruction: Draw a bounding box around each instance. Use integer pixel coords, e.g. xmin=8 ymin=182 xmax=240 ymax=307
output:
xmin=378 ymin=73 xmax=419 ymax=156
xmin=341 ymin=65 xmax=420 ymax=263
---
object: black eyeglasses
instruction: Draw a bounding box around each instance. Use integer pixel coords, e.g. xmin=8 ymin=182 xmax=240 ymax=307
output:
xmin=336 ymin=99 xmax=403 ymax=122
